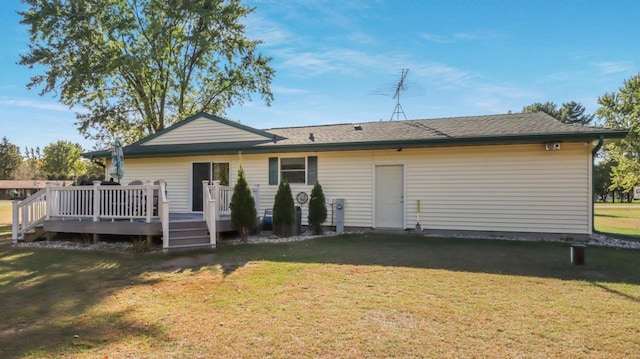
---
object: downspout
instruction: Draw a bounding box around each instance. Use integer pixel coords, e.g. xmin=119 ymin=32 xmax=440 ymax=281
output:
xmin=591 ymin=135 xmax=604 ymax=234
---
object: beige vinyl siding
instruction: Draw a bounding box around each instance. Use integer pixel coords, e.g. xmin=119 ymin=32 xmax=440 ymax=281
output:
xmin=142 ymin=117 xmax=267 ymax=146
xmin=403 ymin=143 xmax=592 ymax=234
xmin=121 ymin=141 xmax=593 ymax=235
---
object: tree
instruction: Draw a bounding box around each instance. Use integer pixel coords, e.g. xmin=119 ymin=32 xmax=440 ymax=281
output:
xmin=12 ymin=146 xmax=46 ymax=180
xmin=597 ymin=74 xmax=640 ymax=199
xmin=0 ymin=137 xmax=22 ymax=179
xmin=41 ymin=140 xmax=85 ymax=180
xmin=19 ymin=0 xmax=275 ymax=146
xmin=307 ymin=182 xmax=327 ymax=234
xmin=522 ymin=101 xmax=594 ymax=125
xmin=272 ymin=181 xmax=294 ymax=237
xmin=230 ymin=166 xmax=257 ymax=240
xmin=594 ymin=161 xmax=613 ymax=202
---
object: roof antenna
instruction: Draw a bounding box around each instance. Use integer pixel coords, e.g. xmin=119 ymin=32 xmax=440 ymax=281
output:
xmin=370 ymin=68 xmax=419 ymax=121
xmin=390 ymin=68 xmax=409 ymax=121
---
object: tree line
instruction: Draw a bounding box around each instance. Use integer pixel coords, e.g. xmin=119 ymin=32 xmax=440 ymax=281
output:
xmin=521 ymin=74 xmax=640 ymax=202
xmin=0 ymin=137 xmax=104 ymax=182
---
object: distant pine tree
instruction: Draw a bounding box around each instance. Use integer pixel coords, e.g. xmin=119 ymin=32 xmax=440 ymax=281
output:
xmin=308 ymin=182 xmax=327 ymax=234
xmin=273 ymin=181 xmax=295 ymax=237
xmin=230 ymin=166 xmax=257 ymax=240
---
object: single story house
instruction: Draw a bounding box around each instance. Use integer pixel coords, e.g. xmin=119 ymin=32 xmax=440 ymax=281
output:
xmin=84 ymin=112 xmax=627 ymax=239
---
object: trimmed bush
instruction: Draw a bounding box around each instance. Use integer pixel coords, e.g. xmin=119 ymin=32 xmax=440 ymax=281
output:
xmin=230 ymin=166 xmax=257 ymax=240
xmin=273 ymin=181 xmax=295 ymax=237
xmin=308 ymin=182 xmax=327 ymax=234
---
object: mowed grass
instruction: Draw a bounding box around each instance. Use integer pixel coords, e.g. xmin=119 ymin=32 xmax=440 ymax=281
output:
xmin=595 ymin=205 xmax=640 ymax=236
xmin=1 ymin=234 xmax=640 ymax=358
xmin=0 ymin=201 xmax=13 ymax=239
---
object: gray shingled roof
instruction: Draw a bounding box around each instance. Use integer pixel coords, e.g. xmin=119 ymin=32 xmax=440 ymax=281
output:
xmin=83 ymin=112 xmax=628 ymax=158
xmin=262 ymin=112 xmax=622 ymax=146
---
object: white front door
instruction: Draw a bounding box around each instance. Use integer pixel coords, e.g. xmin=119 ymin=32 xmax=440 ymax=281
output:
xmin=375 ymin=165 xmax=404 ymax=228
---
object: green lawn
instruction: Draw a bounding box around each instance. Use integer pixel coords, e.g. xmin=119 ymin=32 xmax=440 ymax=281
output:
xmin=1 ymin=234 xmax=639 ymax=358
xmin=0 ymin=201 xmax=12 ymax=239
xmin=595 ymin=205 xmax=640 ymax=237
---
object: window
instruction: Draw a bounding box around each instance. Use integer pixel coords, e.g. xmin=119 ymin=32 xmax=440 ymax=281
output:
xmin=280 ymin=157 xmax=306 ymax=184
xmin=269 ymin=156 xmax=318 ymax=185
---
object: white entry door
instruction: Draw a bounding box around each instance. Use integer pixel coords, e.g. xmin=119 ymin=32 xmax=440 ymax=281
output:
xmin=375 ymin=165 xmax=404 ymax=228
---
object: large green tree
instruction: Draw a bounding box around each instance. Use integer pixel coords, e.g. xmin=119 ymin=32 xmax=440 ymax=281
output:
xmin=42 ymin=140 xmax=85 ymax=180
xmin=597 ymin=74 xmax=640 ymax=199
xmin=522 ymin=101 xmax=594 ymax=125
xmin=19 ymin=0 xmax=274 ymax=145
xmin=0 ymin=137 xmax=22 ymax=179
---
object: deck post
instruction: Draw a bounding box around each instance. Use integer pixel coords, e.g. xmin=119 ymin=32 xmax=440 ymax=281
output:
xmin=159 ymin=180 xmax=170 ymax=251
xmin=212 ymin=180 xmax=220 ymax=222
xmin=12 ymin=200 xmax=19 ymax=244
xmin=145 ymin=181 xmax=153 ymax=223
xmin=45 ymin=184 xmax=52 ymax=220
xmin=92 ymin=181 xmax=101 ymax=244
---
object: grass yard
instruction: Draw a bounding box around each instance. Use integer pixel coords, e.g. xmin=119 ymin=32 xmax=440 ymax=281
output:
xmin=1 ymin=234 xmax=639 ymax=358
xmin=0 ymin=201 xmax=12 ymax=239
xmin=595 ymin=204 xmax=640 ymax=237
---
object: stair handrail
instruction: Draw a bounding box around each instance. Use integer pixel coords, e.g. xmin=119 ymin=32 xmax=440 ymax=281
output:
xmin=204 ymin=180 xmax=218 ymax=248
xmin=12 ymin=187 xmax=48 ymax=243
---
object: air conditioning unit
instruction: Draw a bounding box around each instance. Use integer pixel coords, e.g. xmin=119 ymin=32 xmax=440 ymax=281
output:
xmin=545 ymin=142 xmax=561 ymax=151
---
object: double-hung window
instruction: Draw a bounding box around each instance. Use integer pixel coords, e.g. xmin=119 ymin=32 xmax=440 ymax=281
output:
xmin=269 ymin=156 xmax=318 ymax=185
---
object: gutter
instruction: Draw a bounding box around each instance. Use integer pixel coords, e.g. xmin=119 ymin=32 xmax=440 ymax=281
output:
xmin=591 ymin=135 xmax=604 ymax=234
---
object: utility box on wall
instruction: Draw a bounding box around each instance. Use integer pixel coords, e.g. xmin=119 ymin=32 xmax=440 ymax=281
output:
xmin=335 ymin=198 xmax=344 ymax=233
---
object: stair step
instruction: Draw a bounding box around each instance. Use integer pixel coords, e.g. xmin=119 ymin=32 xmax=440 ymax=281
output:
xmin=169 ymin=228 xmax=209 ymax=237
xmin=169 ymin=235 xmax=211 ymax=246
xmin=166 ymin=242 xmax=215 ymax=251
xmin=169 ymin=220 xmax=207 ymax=230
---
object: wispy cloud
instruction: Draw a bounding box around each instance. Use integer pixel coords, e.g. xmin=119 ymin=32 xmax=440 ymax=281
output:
xmin=421 ymin=29 xmax=506 ymax=44
xmin=590 ymin=61 xmax=635 ymax=75
xmin=272 ymin=86 xmax=308 ymax=95
xmin=0 ymin=98 xmax=70 ymax=112
xmin=420 ymin=33 xmax=452 ymax=44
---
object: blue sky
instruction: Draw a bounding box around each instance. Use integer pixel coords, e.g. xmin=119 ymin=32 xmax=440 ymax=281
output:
xmin=1 ymin=0 xmax=638 ymax=152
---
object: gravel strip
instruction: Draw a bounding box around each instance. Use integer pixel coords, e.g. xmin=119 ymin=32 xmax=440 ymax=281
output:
xmin=10 ymin=231 xmax=639 ymax=252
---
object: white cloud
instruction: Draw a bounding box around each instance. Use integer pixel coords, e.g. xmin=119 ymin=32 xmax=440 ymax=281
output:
xmin=0 ymin=98 xmax=70 ymax=112
xmin=590 ymin=61 xmax=635 ymax=75
xmin=420 ymin=33 xmax=452 ymax=44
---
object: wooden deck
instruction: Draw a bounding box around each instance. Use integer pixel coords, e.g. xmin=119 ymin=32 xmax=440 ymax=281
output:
xmin=41 ymin=213 xmax=231 ymax=236
xmin=12 ymin=180 xmax=254 ymax=251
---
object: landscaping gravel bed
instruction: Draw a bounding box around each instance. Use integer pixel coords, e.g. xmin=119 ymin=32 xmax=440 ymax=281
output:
xmin=10 ymin=231 xmax=640 ymax=252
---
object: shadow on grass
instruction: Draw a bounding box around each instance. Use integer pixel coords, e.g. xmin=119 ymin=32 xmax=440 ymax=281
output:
xmin=212 ymin=234 xmax=640 ymax=285
xmin=0 ymin=244 xmax=165 ymax=358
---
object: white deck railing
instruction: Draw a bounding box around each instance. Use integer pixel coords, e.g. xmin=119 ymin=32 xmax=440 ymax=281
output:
xmin=12 ymin=181 xmax=169 ymax=243
xmin=206 ymin=182 xmax=260 ymax=219
xmin=47 ymin=181 xmax=160 ymax=222
xmin=202 ymin=181 xmax=217 ymax=248
xmin=12 ymin=188 xmax=47 ymax=243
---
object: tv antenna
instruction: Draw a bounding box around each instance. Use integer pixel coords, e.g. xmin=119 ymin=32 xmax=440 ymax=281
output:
xmin=370 ymin=68 xmax=420 ymax=121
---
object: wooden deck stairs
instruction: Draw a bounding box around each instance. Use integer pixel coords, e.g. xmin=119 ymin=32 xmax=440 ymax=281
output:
xmin=168 ymin=220 xmax=213 ymax=250
xmin=23 ymin=225 xmax=46 ymax=242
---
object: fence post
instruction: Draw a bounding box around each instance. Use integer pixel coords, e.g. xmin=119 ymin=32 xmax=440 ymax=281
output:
xmin=12 ymin=200 xmax=19 ymax=243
